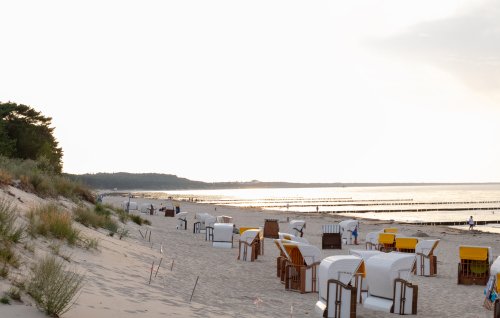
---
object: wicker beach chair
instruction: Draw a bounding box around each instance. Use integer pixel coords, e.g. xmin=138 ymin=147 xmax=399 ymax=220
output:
xmin=282 ymin=241 xmax=322 ymax=293
xmin=339 ymin=220 xmax=359 ymax=245
xmin=415 ymin=239 xmax=439 ymax=277
xmin=264 ymin=219 xmax=279 ymax=238
xmin=363 ymin=252 xmax=418 ymax=315
xmin=193 ymin=212 xmax=212 ymax=233
xmin=176 ymin=212 xmax=188 ymax=230
xmin=216 ymin=215 xmax=233 ymax=223
xmin=273 ymin=239 xmax=292 ymax=281
xmin=378 ymin=233 xmax=396 ymax=252
xmin=238 ymin=229 xmax=260 ymax=261
xmin=322 ymin=224 xmax=342 ymax=250
xmin=457 ymin=245 xmax=492 ymax=286
xmin=485 ymin=257 xmax=500 ymax=316
xmin=314 ymin=255 xmax=364 ymax=318
xmin=212 ymin=223 xmax=234 ymax=248
xmin=349 ymin=249 xmax=383 ymax=303
xmin=395 ymin=237 xmax=419 ymax=253
xmin=289 ymin=220 xmax=306 ymax=237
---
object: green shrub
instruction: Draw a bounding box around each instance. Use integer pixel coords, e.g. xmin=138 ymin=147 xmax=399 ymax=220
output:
xmin=28 ymin=204 xmax=80 ymax=245
xmin=27 ymin=256 xmax=84 ymax=317
xmin=0 ymin=295 xmax=9 ymax=304
xmin=129 ymin=214 xmax=151 ymax=226
xmin=0 ymin=198 xmax=24 ymax=243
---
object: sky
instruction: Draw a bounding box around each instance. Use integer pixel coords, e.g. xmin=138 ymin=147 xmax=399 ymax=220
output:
xmin=1 ymin=0 xmax=500 ymax=183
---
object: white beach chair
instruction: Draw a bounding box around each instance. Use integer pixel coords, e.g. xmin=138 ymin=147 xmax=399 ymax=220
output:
xmin=314 ymin=255 xmax=364 ymax=318
xmin=212 ymin=223 xmax=234 ymax=248
xmin=363 ymin=252 xmax=418 ymax=315
xmin=278 ymin=232 xmax=309 ymax=244
xmin=238 ymin=229 xmax=260 ymax=261
xmin=365 ymin=231 xmax=380 ymax=250
xmin=289 ymin=220 xmax=306 ymax=237
xmin=349 ymin=249 xmax=383 ymax=303
xmin=282 ymin=241 xmax=322 ymax=293
xmin=415 ymin=239 xmax=439 ymax=276
xmin=216 ymin=215 xmax=233 ymax=223
xmin=458 ymin=245 xmax=492 ymax=285
xmin=193 ymin=212 xmax=213 ymax=233
xmin=176 ymin=212 xmax=188 ymax=230
xmin=339 ymin=219 xmax=359 ymax=245
xmin=486 ymin=256 xmax=500 ymax=314
xmin=274 ymin=239 xmax=293 ymax=281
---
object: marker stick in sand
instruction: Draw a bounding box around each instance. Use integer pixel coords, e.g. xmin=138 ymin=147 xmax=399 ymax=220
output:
xmin=155 ymin=258 xmax=163 ymax=277
xmin=148 ymin=261 xmax=154 ymax=284
xmin=189 ymin=276 xmax=199 ymax=303
xmin=170 ymin=259 xmax=174 ymax=271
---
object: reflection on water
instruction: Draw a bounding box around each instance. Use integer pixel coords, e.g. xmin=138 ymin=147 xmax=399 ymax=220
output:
xmin=142 ymin=184 xmax=500 ymax=224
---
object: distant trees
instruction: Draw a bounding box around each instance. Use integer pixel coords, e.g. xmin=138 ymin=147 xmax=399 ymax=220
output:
xmin=0 ymin=102 xmax=63 ymax=173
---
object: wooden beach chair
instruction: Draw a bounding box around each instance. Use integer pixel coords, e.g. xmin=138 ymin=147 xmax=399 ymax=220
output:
xmin=264 ymin=219 xmax=279 ymax=238
xmin=278 ymin=232 xmax=309 ymax=244
xmin=314 ymin=255 xmax=364 ymax=318
xmin=395 ymin=237 xmax=419 ymax=253
xmin=216 ymin=215 xmax=233 ymax=223
xmin=349 ymin=249 xmax=383 ymax=303
xmin=238 ymin=229 xmax=260 ymax=261
xmin=339 ymin=220 xmax=359 ymax=245
xmin=365 ymin=231 xmax=380 ymax=250
xmin=176 ymin=212 xmax=188 ymax=230
xmin=282 ymin=241 xmax=322 ymax=293
xmin=212 ymin=223 xmax=234 ymax=248
xmin=274 ymin=239 xmax=292 ymax=280
xmin=363 ymin=252 xmax=418 ymax=315
xmin=322 ymin=224 xmax=342 ymax=250
xmin=193 ymin=212 xmax=212 ymax=233
xmin=241 ymin=227 xmax=264 ymax=256
xmin=457 ymin=245 xmax=492 ymax=286
xmin=415 ymin=239 xmax=439 ymax=277
xmin=289 ymin=220 xmax=306 ymax=237
xmin=485 ymin=256 xmax=500 ymax=316
xmin=378 ymin=233 xmax=396 ymax=252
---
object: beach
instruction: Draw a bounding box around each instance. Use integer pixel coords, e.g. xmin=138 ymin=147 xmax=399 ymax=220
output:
xmin=1 ymin=187 xmax=498 ymax=317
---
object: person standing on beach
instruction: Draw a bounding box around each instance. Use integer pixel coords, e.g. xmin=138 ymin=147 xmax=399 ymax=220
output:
xmin=352 ymin=225 xmax=359 ymax=245
xmin=316 ymin=206 xmax=319 ymax=213
xmin=468 ymin=216 xmax=474 ymax=230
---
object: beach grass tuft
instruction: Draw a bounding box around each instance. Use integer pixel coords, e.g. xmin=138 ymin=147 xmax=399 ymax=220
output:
xmin=27 ymin=256 xmax=84 ymax=317
xmin=28 ymin=204 xmax=80 ymax=245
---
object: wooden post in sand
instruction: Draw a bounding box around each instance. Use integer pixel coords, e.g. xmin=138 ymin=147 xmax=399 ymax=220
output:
xmin=148 ymin=230 xmax=152 ymax=242
xmin=149 ymin=261 xmax=154 ymax=284
xmin=189 ymin=276 xmax=199 ymax=303
xmin=170 ymin=259 xmax=175 ymax=271
xmin=155 ymin=258 xmax=163 ymax=277
xmin=139 ymin=229 xmax=144 ymax=239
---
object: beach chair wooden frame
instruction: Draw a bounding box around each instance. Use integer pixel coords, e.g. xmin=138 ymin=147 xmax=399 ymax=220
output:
xmin=495 ymin=299 xmax=500 ymax=318
xmin=458 ymin=246 xmax=491 ymax=286
xmin=205 ymin=226 xmax=214 ymax=241
xmin=324 ymin=279 xmax=357 ymax=318
xmin=193 ymin=221 xmax=201 ymax=234
xmin=415 ymin=240 xmax=439 ymax=277
xmin=393 ymin=278 xmax=418 ymax=315
xmin=264 ymin=219 xmax=279 ymax=238
xmin=284 ymin=262 xmax=320 ymax=294
xmin=238 ymin=237 xmax=258 ymax=261
xmin=177 ymin=212 xmax=188 ymax=230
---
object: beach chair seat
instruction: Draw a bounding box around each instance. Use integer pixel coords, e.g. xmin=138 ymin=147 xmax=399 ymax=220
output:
xmin=176 ymin=212 xmax=188 ymax=230
xmin=363 ymin=252 xmax=418 ymax=315
xmin=314 ymin=255 xmax=364 ymax=318
xmin=365 ymin=231 xmax=381 ymax=250
xmin=238 ymin=229 xmax=259 ymax=261
xmin=289 ymin=220 xmax=306 ymax=237
xmin=349 ymin=249 xmax=383 ymax=303
xmin=212 ymin=223 xmax=234 ymax=248
xmin=457 ymin=245 xmax=492 ymax=285
xmin=282 ymin=241 xmax=322 ymax=293
xmin=396 ymin=237 xmax=419 ymax=253
xmin=322 ymin=224 xmax=342 ymax=250
xmin=415 ymin=239 xmax=439 ymax=277
xmin=339 ymin=220 xmax=359 ymax=245
xmin=378 ymin=233 xmax=396 ymax=252
xmin=264 ymin=219 xmax=279 ymax=238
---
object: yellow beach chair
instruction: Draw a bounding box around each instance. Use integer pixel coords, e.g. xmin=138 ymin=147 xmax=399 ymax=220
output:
xmin=383 ymin=228 xmax=398 ymax=234
xmin=458 ymin=245 xmax=492 ymax=285
xmin=378 ymin=233 xmax=396 ymax=252
xmin=395 ymin=237 xmax=419 ymax=253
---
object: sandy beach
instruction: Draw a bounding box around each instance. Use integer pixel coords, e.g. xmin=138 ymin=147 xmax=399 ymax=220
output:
xmin=1 ymin=187 xmax=498 ymax=318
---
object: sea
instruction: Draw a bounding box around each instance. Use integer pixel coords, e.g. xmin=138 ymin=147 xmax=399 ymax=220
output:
xmin=141 ymin=184 xmax=500 ymax=233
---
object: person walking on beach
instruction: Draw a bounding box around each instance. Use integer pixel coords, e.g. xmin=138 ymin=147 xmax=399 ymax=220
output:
xmin=352 ymin=225 xmax=359 ymax=245
xmin=468 ymin=216 xmax=475 ymax=230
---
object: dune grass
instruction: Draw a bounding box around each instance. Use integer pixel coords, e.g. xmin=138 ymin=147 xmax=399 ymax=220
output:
xmin=28 ymin=204 xmax=80 ymax=245
xmin=0 ymin=199 xmax=23 ymax=270
xmin=27 ymin=256 xmax=84 ymax=317
xmin=73 ymin=205 xmax=118 ymax=234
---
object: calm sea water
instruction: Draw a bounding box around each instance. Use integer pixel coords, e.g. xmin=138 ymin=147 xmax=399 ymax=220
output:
xmin=142 ymin=184 xmax=500 ymax=232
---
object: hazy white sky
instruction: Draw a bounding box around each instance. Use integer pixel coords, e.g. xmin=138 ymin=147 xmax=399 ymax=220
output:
xmin=2 ymin=0 xmax=499 ymax=183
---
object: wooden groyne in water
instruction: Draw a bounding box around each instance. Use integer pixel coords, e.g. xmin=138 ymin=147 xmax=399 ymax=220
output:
xmin=322 ymin=206 xmax=500 ymax=214
xmin=402 ymin=220 xmax=500 ymax=226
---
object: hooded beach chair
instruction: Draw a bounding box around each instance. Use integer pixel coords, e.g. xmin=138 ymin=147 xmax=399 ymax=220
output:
xmin=289 ymin=220 xmax=306 ymax=237
xmin=216 ymin=215 xmax=233 ymax=223
xmin=365 ymin=231 xmax=381 ymax=250
xmin=339 ymin=220 xmax=359 ymax=245
xmin=176 ymin=212 xmax=188 ymax=230
xmin=241 ymin=227 xmax=264 ymax=256
xmin=415 ymin=239 xmax=439 ymax=277
xmin=274 ymin=239 xmax=292 ymax=280
xmin=384 ymin=228 xmax=398 ymax=234
xmin=485 ymin=256 xmax=500 ymax=316
xmin=457 ymin=245 xmax=492 ymax=285
xmin=322 ymin=224 xmax=342 ymax=250
xmin=264 ymin=218 xmax=280 ymax=238
xmin=363 ymin=252 xmax=418 ymax=315
xmin=378 ymin=233 xmax=396 ymax=252
xmin=349 ymin=249 xmax=384 ymax=303
xmin=212 ymin=223 xmax=234 ymax=248
xmin=238 ymin=229 xmax=260 ymax=261
xmin=193 ymin=212 xmax=212 ymax=233
xmin=314 ymin=255 xmax=364 ymax=318
xmin=278 ymin=232 xmax=309 ymax=244
xmin=395 ymin=237 xmax=419 ymax=253
xmin=282 ymin=241 xmax=322 ymax=293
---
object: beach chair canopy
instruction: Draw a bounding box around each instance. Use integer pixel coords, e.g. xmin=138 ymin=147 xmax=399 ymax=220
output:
xmin=318 ymin=255 xmax=364 ymax=300
xmin=490 ymin=256 xmax=500 ymax=292
xmin=278 ymin=232 xmax=309 ymax=243
xmin=365 ymin=231 xmax=380 ymax=244
xmin=365 ymin=252 xmax=416 ymax=300
xmin=177 ymin=212 xmax=188 ymax=220
xmin=459 ymin=246 xmax=492 ymax=263
xmin=240 ymin=229 xmax=259 ymax=244
xmin=378 ymin=233 xmax=396 ymax=245
xmin=289 ymin=220 xmax=306 ymax=232
xmin=383 ymin=228 xmax=398 ymax=233
xmin=395 ymin=237 xmax=419 ymax=250
xmin=349 ymin=249 xmax=383 ymax=263
xmin=339 ymin=220 xmax=358 ymax=233
xmin=216 ymin=215 xmax=233 ymax=223
xmin=282 ymin=241 xmax=321 ymax=266
xmin=415 ymin=239 xmax=439 ymax=256
xmin=322 ymin=224 xmax=341 ymax=234
xmin=274 ymin=239 xmax=291 ymax=259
